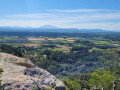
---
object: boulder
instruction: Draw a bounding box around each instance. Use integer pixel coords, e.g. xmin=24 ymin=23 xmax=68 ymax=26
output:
xmin=0 ymin=53 xmax=65 ymax=90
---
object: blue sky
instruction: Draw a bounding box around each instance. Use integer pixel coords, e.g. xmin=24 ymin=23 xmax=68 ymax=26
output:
xmin=0 ymin=0 xmax=120 ymax=30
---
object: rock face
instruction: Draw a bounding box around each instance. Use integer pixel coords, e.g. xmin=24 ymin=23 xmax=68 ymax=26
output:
xmin=0 ymin=53 xmax=65 ymax=90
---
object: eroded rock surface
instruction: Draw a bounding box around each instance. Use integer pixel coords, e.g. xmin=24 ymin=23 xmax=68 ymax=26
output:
xmin=0 ymin=53 xmax=65 ymax=90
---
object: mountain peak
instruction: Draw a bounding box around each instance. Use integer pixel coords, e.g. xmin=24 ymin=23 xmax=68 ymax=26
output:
xmin=40 ymin=25 xmax=60 ymax=29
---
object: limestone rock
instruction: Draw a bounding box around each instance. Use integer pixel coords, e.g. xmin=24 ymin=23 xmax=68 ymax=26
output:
xmin=0 ymin=53 xmax=65 ymax=90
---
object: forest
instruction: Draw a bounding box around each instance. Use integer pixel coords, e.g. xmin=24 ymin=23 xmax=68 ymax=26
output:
xmin=0 ymin=31 xmax=120 ymax=90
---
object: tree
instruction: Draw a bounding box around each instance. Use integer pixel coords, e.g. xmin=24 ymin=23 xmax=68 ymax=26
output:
xmin=89 ymin=70 xmax=115 ymax=90
xmin=99 ymin=49 xmax=120 ymax=70
xmin=63 ymin=78 xmax=81 ymax=90
xmin=89 ymin=72 xmax=101 ymax=88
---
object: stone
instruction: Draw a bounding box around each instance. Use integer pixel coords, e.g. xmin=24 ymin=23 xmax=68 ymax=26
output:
xmin=0 ymin=53 xmax=65 ymax=90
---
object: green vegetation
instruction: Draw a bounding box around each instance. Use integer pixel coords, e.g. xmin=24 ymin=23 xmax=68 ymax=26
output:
xmin=94 ymin=41 xmax=112 ymax=46
xmin=63 ymin=78 xmax=81 ymax=90
xmin=88 ymin=70 xmax=115 ymax=90
xmin=92 ymin=47 xmax=103 ymax=51
xmin=51 ymin=48 xmax=61 ymax=51
xmin=1 ymin=31 xmax=120 ymax=89
xmin=0 ymin=68 xmax=3 ymax=89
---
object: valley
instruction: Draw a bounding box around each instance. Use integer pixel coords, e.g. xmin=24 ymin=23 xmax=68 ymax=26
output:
xmin=0 ymin=31 xmax=120 ymax=89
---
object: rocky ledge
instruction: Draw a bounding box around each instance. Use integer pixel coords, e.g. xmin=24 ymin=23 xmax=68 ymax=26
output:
xmin=0 ymin=53 xmax=65 ymax=90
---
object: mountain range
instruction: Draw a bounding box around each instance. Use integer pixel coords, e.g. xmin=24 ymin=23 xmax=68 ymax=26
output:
xmin=0 ymin=25 xmax=114 ymax=32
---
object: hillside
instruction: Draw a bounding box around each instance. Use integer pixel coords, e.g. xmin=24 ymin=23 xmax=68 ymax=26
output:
xmin=0 ymin=26 xmax=109 ymax=32
xmin=0 ymin=53 xmax=65 ymax=90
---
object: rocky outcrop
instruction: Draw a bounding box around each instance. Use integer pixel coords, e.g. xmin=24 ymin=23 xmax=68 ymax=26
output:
xmin=0 ymin=53 xmax=65 ymax=90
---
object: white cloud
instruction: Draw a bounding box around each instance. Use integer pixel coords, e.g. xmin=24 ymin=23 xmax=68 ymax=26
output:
xmin=60 ymin=23 xmax=120 ymax=31
xmin=10 ymin=13 xmax=57 ymax=19
xmin=48 ymin=9 xmax=108 ymax=13
xmin=0 ymin=20 xmax=120 ymax=31
xmin=9 ymin=10 xmax=120 ymax=21
xmin=1 ymin=9 xmax=120 ymax=30
xmin=0 ymin=20 xmax=63 ymax=28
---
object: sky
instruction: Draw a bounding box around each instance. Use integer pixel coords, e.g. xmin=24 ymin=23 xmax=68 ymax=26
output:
xmin=0 ymin=0 xmax=120 ymax=31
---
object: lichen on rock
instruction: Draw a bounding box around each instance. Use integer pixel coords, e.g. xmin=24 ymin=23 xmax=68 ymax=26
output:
xmin=0 ymin=53 xmax=65 ymax=90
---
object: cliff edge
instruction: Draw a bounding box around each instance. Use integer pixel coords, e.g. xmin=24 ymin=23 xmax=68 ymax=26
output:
xmin=0 ymin=53 xmax=65 ymax=90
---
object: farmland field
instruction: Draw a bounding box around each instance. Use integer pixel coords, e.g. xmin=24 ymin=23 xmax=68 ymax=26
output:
xmin=27 ymin=38 xmax=45 ymax=41
xmin=1 ymin=32 xmax=120 ymax=89
xmin=24 ymin=44 xmax=39 ymax=47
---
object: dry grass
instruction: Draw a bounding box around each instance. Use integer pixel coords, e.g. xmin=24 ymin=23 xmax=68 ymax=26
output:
xmin=66 ymin=40 xmax=75 ymax=42
xmin=48 ymin=38 xmax=66 ymax=41
xmin=15 ymin=59 xmax=33 ymax=68
xmin=47 ymin=39 xmax=56 ymax=40
xmin=113 ymin=44 xmax=120 ymax=47
xmin=28 ymin=38 xmax=45 ymax=41
xmin=57 ymin=45 xmax=71 ymax=52
xmin=24 ymin=44 xmax=39 ymax=47
xmin=55 ymin=38 xmax=65 ymax=40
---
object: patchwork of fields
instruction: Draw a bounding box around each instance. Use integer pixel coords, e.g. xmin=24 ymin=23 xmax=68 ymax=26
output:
xmin=0 ymin=36 xmax=120 ymax=52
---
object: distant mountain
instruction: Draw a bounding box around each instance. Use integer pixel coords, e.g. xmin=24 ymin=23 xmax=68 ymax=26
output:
xmin=39 ymin=25 xmax=60 ymax=29
xmin=0 ymin=25 xmax=115 ymax=32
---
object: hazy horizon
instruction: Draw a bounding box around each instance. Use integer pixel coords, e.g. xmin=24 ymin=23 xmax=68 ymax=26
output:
xmin=0 ymin=0 xmax=120 ymax=31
